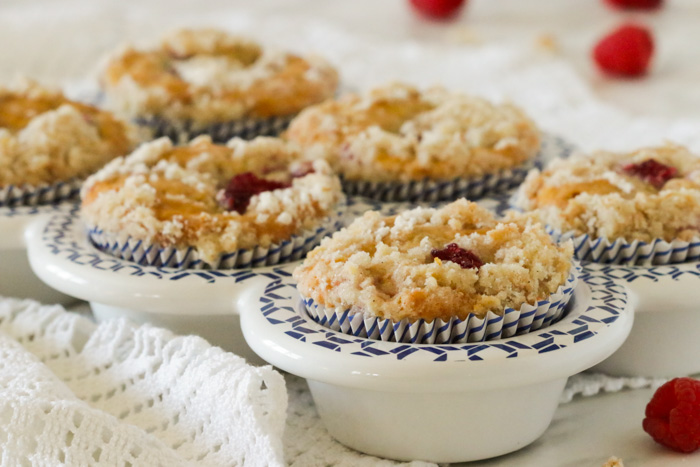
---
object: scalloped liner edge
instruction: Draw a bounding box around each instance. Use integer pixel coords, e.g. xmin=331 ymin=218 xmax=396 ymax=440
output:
xmin=548 ymin=227 xmax=700 ymax=265
xmin=0 ymin=178 xmax=81 ymax=207
xmin=340 ymin=159 xmax=535 ymax=203
xmin=301 ymin=264 xmax=580 ymax=344
xmin=87 ymin=207 xmax=345 ymax=269
xmin=136 ymin=115 xmax=295 ymax=143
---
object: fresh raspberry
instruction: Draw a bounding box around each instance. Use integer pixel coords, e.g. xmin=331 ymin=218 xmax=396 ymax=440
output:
xmin=593 ymin=24 xmax=654 ymax=77
xmin=643 ymin=378 xmax=700 ymax=453
xmin=622 ymin=158 xmax=677 ymax=188
xmin=431 ymin=243 xmax=483 ymax=269
xmin=409 ymin=0 xmax=466 ymax=20
xmin=218 ymin=172 xmax=290 ymax=214
xmin=605 ymin=0 xmax=663 ymax=10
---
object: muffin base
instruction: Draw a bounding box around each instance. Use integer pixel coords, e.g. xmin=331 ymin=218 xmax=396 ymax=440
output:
xmin=340 ymin=159 xmax=535 ymax=203
xmin=301 ymin=264 xmax=579 ymax=344
xmin=86 ymin=205 xmax=346 ymax=269
xmin=548 ymin=227 xmax=700 ymax=265
xmin=0 ymin=178 xmax=81 ymax=207
xmin=137 ymin=115 xmax=295 ymax=143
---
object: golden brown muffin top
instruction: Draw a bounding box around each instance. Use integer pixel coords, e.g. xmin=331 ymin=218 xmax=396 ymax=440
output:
xmin=294 ymin=199 xmax=572 ymax=322
xmin=0 ymin=79 xmax=141 ymax=187
xmin=101 ymin=28 xmax=339 ymax=125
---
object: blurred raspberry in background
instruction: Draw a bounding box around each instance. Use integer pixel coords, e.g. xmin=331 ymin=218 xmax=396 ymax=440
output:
xmin=605 ymin=0 xmax=664 ymax=10
xmin=593 ymin=24 xmax=654 ymax=77
xmin=409 ymin=0 xmax=466 ymax=20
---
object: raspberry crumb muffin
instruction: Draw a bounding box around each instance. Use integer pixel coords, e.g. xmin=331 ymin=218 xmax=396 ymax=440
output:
xmin=81 ymin=136 xmax=344 ymax=268
xmin=285 ymin=82 xmax=541 ymax=201
xmin=294 ymin=199 xmax=575 ymax=343
xmin=515 ymin=144 xmax=700 ymax=264
xmin=0 ymin=79 xmax=141 ymax=206
xmin=101 ymin=28 xmax=339 ymax=142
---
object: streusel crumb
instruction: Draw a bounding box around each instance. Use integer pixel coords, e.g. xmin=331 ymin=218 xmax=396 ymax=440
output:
xmin=602 ymin=457 xmax=624 ymax=467
xmin=81 ymin=136 xmax=343 ymax=264
xmin=294 ymin=199 xmax=572 ymax=322
xmin=515 ymin=144 xmax=700 ymax=242
xmin=285 ymin=82 xmax=541 ymax=182
xmin=0 ymin=78 xmax=141 ymax=187
xmin=101 ymin=28 xmax=338 ymax=126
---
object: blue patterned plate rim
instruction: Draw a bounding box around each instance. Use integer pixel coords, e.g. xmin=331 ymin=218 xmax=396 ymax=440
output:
xmin=34 ymin=192 xmax=700 ymax=287
xmin=0 ymin=201 xmax=79 ymax=218
xmin=252 ymin=263 xmax=629 ymax=362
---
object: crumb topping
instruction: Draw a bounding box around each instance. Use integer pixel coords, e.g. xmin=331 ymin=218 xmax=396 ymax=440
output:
xmin=294 ymin=199 xmax=572 ymax=322
xmin=602 ymin=457 xmax=624 ymax=467
xmin=81 ymin=136 xmax=343 ymax=264
xmin=0 ymin=78 xmax=142 ymax=187
xmin=285 ymin=82 xmax=541 ymax=182
xmin=100 ymin=28 xmax=339 ymax=125
xmin=515 ymin=144 xmax=700 ymax=242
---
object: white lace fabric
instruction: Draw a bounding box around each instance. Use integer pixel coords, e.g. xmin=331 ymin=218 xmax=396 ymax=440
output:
xmin=284 ymin=376 xmax=435 ymax=467
xmin=0 ymin=299 xmax=286 ymax=467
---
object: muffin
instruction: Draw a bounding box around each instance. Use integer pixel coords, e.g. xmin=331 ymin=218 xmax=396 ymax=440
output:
xmin=285 ymin=82 xmax=541 ymax=202
xmin=81 ymin=135 xmax=344 ymax=268
xmin=100 ymin=28 xmax=339 ymax=143
xmin=515 ymin=144 xmax=700 ymax=264
xmin=294 ymin=199 xmax=575 ymax=343
xmin=0 ymin=79 xmax=142 ymax=206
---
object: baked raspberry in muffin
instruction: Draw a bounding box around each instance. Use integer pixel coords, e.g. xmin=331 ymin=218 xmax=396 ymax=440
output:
xmin=100 ymin=28 xmax=339 ymax=141
xmin=515 ymin=144 xmax=700 ymax=244
xmin=0 ymin=79 xmax=141 ymax=206
xmin=285 ymin=82 xmax=541 ymax=201
xmin=81 ymin=136 xmax=343 ymax=268
xmin=294 ymin=199 xmax=572 ymax=328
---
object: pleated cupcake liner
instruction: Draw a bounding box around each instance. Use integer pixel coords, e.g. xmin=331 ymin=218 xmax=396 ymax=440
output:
xmin=301 ymin=264 xmax=579 ymax=344
xmin=340 ymin=159 xmax=535 ymax=203
xmin=87 ymin=207 xmax=345 ymax=269
xmin=0 ymin=178 xmax=81 ymax=207
xmin=136 ymin=115 xmax=296 ymax=144
xmin=547 ymin=227 xmax=700 ymax=266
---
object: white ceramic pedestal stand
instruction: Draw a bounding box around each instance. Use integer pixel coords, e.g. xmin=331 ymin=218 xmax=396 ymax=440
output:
xmin=240 ymin=263 xmax=633 ymax=463
xmin=25 ymin=210 xmax=282 ymax=363
xmin=1 ymin=203 xmax=77 ymax=304
xmin=588 ymin=261 xmax=700 ymax=378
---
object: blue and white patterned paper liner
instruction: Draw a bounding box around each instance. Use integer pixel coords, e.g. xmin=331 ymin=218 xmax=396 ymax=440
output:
xmin=137 ymin=114 xmax=295 ymax=144
xmin=340 ymin=159 xmax=536 ymax=203
xmin=548 ymin=227 xmax=700 ymax=266
xmin=301 ymin=264 xmax=579 ymax=344
xmin=0 ymin=178 xmax=81 ymax=207
xmin=87 ymin=205 xmax=346 ymax=269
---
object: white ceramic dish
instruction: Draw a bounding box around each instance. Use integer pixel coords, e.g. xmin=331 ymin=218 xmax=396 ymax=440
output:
xmin=586 ymin=261 xmax=700 ymax=378
xmin=25 ymin=209 xmax=294 ymax=363
xmin=0 ymin=203 xmax=77 ymax=304
xmin=239 ymin=262 xmax=633 ymax=463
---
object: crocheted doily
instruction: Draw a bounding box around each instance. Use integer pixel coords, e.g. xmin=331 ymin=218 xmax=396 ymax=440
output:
xmin=0 ymin=298 xmax=286 ymax=466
